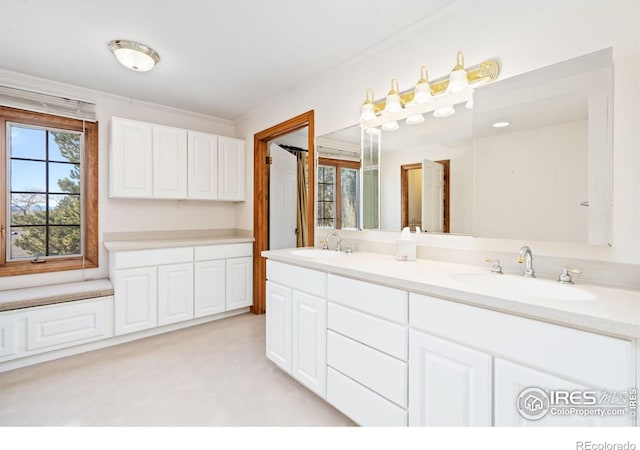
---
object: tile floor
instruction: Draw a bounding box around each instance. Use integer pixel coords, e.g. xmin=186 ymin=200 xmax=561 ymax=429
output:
xmin=0 ymin=313 xmax=354 ymax=426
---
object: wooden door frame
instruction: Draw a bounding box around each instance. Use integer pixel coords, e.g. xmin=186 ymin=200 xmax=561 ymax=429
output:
xmin=401 ymin=160 xmax=450 ymax=233
xmin=252 ymin=110 xmax=315 ymax=314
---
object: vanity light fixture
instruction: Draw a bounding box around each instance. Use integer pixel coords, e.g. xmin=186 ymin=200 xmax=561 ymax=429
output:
xmin=108 ymin=40 xmax=160 ymax=72
xmin=492 ymin=121 xmax=511 ymax=128
xmin=359 ymin=52 xmax=500 ymax=130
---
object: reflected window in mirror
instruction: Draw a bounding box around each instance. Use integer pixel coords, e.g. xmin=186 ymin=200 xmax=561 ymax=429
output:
xmin=317 ymin=158 xmax=360 ymax=229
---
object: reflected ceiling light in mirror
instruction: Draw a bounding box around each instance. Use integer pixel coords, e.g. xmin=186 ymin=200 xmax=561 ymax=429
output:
xmin=383 ymin=79 xmax=402 ymax=114
xmin=446 ymin=51 xmax=470 ymax=95
xmin=364 ymin=127 xmax=381 ymax=135
xmin=492 ymin=121 xmax=511 ymax=128
xmin=359 ymin=88 xmax=376 ymax=122
xmin=358 ymin=53 xmax=499 ymax=131
xmin=381 ymin=120 xmax=399 ymax=131
xmin=433 ymin=105 xmax=455 ymax=118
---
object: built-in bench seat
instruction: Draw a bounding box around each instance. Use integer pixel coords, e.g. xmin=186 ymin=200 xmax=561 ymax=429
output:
xmin=0 ymin=279 xmax=113 ymax=312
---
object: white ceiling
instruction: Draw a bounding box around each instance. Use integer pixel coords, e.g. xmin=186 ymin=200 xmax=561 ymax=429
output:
xmin=0 ymin=0 xmax=462 ymax=121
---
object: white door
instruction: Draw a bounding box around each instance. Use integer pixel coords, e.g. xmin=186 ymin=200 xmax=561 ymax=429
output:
xmin=113 ymin=267 xmax=157 ymax=335
xmin=269 ymin=143 xmax=298 ymax=250
xmin=187 ymin=131 xmax=219 ymax=200
xmin=409 ymin=330 xmax=492 ymax=426
xmin=292 ymin=291 xmax=327 ymax=398
xmin=225 ymin=256 xmax=253 ymax=310
xmin=494 ymin=358 xmax=632 ymax=426
xmin=152 ymin=125 xmax=188 ymax=199
xmin=194 ymin=260 xmax=226 ymax=317
xmin=109 ymin=118 xmax=153 ymax=198
xmin=421 ymin=159 xmax=444 ymax=233
xmin=266 ymin=281 xmax=292 ymax=373
xmin=157 ymin=263 xmax=194 ymax=326
xmin=218 ymin=136 xmax=245 ymax=201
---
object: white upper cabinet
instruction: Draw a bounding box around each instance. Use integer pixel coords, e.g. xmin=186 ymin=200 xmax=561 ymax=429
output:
xmin=152 ymin=125 xmax=188 ymax=199
xmin=109 ymin=117 xmax=153 ymax=198
xmin=110 ymin=118 xmax=245 ymax=201
xmin=187 ymin=131 xmax=218 ymax=200
xmin=218 ymin=136 xmax=245 ymax=201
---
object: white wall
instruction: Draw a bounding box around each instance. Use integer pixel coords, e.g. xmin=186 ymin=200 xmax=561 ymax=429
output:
xmin=0 ymin=70 xmax=238 ymax=290
xmin=236 ymin=0 xmax=640 ymax=264
xmin=474 ymin=120 xmax=588 ymax=242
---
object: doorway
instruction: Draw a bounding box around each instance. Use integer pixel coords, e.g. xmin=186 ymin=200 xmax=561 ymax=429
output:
xmin=252 ymin=111 xmax=315 ymax=314
xmin=401 ymin=160 xmax=450 ymax=233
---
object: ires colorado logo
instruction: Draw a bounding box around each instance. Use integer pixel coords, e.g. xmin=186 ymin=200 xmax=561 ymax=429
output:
xmin=517 ymin=387 xmax=636 ymax=421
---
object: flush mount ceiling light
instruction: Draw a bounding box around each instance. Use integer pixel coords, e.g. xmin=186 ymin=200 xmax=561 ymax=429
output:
xmin=492 ymin=121 xmax=511 ymax=128
xmin=108 ymin=40 xmax=160 ymax=72
xmin=359 ymin=52 xmax=499 ymax=131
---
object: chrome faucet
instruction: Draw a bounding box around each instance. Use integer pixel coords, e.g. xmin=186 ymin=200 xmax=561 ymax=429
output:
xmin=323 ymin=232 xmax=342 ymax=251
xmin=517 ymin=246 xmax=535 ymax=278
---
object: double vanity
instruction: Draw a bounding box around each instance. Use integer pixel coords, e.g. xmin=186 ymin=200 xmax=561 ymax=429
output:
xmin=263 ymin=247 xmax=639 ymax=426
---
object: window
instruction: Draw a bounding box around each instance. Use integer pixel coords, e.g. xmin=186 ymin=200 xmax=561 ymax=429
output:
xmin=1 ymin=106 xmax=98 ymax=277
xmin=317 ymin=158 xmax=360 ymax=229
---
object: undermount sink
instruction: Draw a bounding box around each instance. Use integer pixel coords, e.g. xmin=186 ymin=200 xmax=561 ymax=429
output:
xmin=451 ymin=272 xmax=596 ymax=301
xmin=290 ymin=248 xmax=344 ymax=258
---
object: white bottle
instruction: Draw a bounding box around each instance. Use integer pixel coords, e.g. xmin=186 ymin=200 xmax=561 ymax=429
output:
xmin=396 ymin=227 xmax=416 ymax=261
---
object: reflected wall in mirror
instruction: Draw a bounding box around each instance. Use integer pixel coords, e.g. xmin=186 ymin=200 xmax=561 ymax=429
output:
xmin=472 ymin=48 xmax=612 ymax=244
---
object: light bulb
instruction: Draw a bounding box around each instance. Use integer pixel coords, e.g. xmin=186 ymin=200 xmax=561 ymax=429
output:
xmin=413 ymin=66 xmax=433 ymax=105
xmin=383 ymin=79 xmax=403 ymax=114
xmin=446 ymin=51 xmax=469 ymax=95
xmin=359 ymin=88 xmax=376 ymax=123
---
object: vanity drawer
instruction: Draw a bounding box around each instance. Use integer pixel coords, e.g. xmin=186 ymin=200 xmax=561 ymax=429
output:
xmin=328 ymin=275 xmax=408 ymax=324
xmin=410 ymin=293 xmax=633 ymax=390
xmin=266 ymin=260 xmax=326 ymax=298
xmin=328 ymin=302 xmax=407 ymax=361
xmin=327 ymin=367 xmax=407 ymax=426
xmin=327 ymin=330 xmax=407 ymax=408
xmin=195 ymin=243 xmax=252 ymax=261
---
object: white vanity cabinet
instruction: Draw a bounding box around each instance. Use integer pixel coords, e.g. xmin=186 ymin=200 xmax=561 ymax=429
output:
xmin=410 ymin=292 xmax=635 ymax=427
xmin=110 ymin=118 xmax=245 ymax=201
xmin=266 ymin=260 xmax=327 ymax=398
xmin=326 ymin=275 xmax=409 ymax=426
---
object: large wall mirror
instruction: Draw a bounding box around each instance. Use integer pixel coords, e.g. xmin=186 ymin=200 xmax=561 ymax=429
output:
xmin=316 ymin=48 xmax=613 ymax=245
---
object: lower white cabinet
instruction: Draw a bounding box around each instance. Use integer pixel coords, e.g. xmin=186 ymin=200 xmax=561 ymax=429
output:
xmin=194 ymin=260 xmax=226 ymax=317
xmin=265 ymin=277 xmax=327 ymax=398
xmin=113 ymin=267 xmax=157 ymax=335
xmin=226 ymin=257 xmax=253 ymax=310
xmin=408 ymin=329 xmax=492 ymax=426
xmin=292 ymin=291 xmax=327 ymax=397
xmin=494 ymin=358 xmax=632 ymax=426
xmin=158 ymin=262 xmax=194 ymax=326
xmin=266 ymin=281 xmax=292 ymax=373
xmin=0 ymin=319 xmax=16 ymax=358
xmin=110 ymin=243 xmax=253 ymax=336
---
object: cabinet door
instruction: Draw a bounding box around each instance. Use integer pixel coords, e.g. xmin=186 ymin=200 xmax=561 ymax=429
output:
xmin=194 ymin=260 xmax=226 ymax=317
xmin=157 ymin=263 xmax=194 ymax=326
xmin=187 ymin=131 xmax=218 ymax=200
xmin=218 ymin=136 xmax=245 ymax=201
xmin=494 ymin=358 xmax=632 ymax=426
xmin=266 ymin=281 xmax=292 ymax=373
xmin=225 ymin=256 xmax=252 ymax=310
xmin=292 ymin=291 xmax=327 ymax=398
xmin=109 ymin=118 xmax=153 ymax=198
xmin=0 ymin=319 xmax=17 ymax=358
xmin=409 ymin=330 xmax=492 ymax=426
xmin=114 ymin=267 xmax=157 ymax=335
xmin=152 ymin=125 xmax=188 ymax=199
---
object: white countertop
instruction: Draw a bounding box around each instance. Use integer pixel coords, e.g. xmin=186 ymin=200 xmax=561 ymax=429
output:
xmin=103 ymin=229 xmax=254 ymax=251
xmin=262 ymin=248 xmax=640 ymax=339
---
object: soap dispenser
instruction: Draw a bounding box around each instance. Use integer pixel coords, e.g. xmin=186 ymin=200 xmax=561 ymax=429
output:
xmin=396 ymin=227 xmax=416 ymax=261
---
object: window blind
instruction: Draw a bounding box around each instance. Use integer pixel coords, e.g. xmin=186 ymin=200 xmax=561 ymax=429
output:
xmin=0 ymin=84 xmax=96 ymax=122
